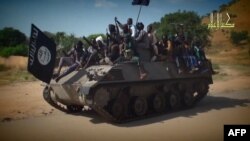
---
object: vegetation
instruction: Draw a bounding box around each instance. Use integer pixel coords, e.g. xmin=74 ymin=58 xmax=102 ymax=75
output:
xmin=0 ymin=44 xmax=28 ymax=57
xmin=43 ymin=31 xmax=79 ymax=52
xmin=43 ymin=32 xmax=106 ymax=52
xmin=0 ymin=26 xmax=107 ymax=58
xmin=0 ymin=27 xmax=28 ymax=57
xmin=230 ymin=30 xmax=249 ymax=45
xmin=219 ymin=0 xmax=240 ymax=12
xmin=0 ymin=27 xmax=26 ymax=47
xmin=152 ymin=10 xmax=211 ymax=47
xmin=0 ymin=69 xmax=36 ymax=85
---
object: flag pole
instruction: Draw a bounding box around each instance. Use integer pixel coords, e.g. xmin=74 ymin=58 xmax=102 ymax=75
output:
xmin=136 ymin=5 xmax=142 ymax=24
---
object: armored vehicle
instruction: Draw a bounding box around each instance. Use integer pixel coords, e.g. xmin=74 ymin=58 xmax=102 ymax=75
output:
xmin=43 ymin=60 xmax=213 ymax=123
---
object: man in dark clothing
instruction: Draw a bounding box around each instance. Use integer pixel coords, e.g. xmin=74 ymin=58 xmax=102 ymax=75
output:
xmin=106 ymin=24 xmax=121 ymax=62
xmin=182 ymin=41 xmax=198 ymax=73
xmin=54 ymin=41 xmax=86 ymax=81
xmin=55 ymin=41 xmax=85 ymax=75
xmin=172 ymin=34 xmax=184 ymax=73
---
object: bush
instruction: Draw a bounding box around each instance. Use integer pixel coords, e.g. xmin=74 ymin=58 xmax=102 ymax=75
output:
xmin=230 ymin=31 xmax=249 ymax=45
xmin=0 ymin=44 xmax=28 ymax=57
xmin=0 ymin=27 xmax=27 ymax=47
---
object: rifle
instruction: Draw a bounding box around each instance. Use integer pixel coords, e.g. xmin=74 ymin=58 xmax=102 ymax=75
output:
xmin=114 ymin=17 xmax=120 ymax=35
xmin=106 ymin=28 xmax=110 ymax=47
xmin=82 ymin=36 xmax=94 ymax=47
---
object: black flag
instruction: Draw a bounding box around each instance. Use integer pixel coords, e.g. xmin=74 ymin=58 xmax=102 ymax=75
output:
xmin=132 ymin=0 xmax=150 ymax=6
xmin=28 ymin=24 xmax=56 ymax=84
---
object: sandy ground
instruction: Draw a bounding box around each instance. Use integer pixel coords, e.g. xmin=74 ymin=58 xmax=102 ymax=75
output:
xmin=0 ymin=66 xmax=249 ymax=141
xmin=0 ymin=56 xmax=27 ymax=70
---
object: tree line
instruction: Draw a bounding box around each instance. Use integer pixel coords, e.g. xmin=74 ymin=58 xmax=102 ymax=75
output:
xmin=0 ymin=9 xmax=247 ymax=58
xmin=0 ymin=27 xmax=104 ymax=57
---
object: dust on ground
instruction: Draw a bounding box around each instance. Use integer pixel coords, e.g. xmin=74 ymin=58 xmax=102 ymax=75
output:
xmin=0 ymin=81 xmax=56 ymax=122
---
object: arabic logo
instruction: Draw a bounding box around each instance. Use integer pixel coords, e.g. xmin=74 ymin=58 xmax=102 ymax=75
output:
xmin=37 ymin=46 xmax=51 ymax=66
xmin=208 ymin=12 xmax=235 ymax=29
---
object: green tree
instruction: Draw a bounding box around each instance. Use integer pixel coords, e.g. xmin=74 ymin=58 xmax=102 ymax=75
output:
xmin=154 ymin=10 xmax=211 ymax=47
xmin=230 ymin=30 xmax=249 ymax=45
xmin=54 ymin=32 xmax=79 ymax=51
xmin=44 ymin=31 xmax=56 ymax=41
xmin=55 ymin=32 xmax=66 ymax=45
xmin=0 ymin=44 xmax=28 ymax=57
xmin=63 ymin=34 xmax=78 ymax=51
xmin=0 ymin=27 xmax=26 ymax=47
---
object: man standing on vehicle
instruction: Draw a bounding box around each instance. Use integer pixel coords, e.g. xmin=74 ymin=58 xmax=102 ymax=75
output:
xmin=115 ymin=17 xmax=137 ymax=38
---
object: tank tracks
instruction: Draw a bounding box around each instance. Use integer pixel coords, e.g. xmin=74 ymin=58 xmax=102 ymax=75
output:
xmin=90 ymin=78 xmax=210 ymax=123
xmin=43 ymin=78 xmax=209 ymax=123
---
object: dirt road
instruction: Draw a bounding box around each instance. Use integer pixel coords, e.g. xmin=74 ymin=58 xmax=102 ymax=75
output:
xmin=0 ymin=66 xmax=249 ymax=141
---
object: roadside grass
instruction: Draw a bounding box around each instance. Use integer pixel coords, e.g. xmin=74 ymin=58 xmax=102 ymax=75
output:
xmin=212 ymin=63 xmax=228 ymax=81
xmin=229 ymin=64 xmax=250 ymax=76
xmin=212 ymin=63 xmax=220 ymax=70
xmin=207 ymin=44 xmax=250 ymax=65
xmin=0 ymin=65 xmax=36 ymax=85
xmin=212 ymin=72 xmax=228 ymax=81
xmin=212 ymin=62 xmax=250 ymax=81
xmin=234 ymin=49 xmax=250 ymax=65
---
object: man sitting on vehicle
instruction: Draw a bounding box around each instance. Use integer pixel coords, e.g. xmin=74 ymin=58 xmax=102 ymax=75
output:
xmin=54 ymin=41 xmax=87 ymax=82
xmin=106 ymin=24 xmax=122 ymax=62
xmin=115 ymin=17 xmax=137 ymax=38
xmin=54 ymin=41 xmax=85 ymax=77
xmin=182 ymin=41 xmax=199 ymax=73
xmin=96 ymin=36 xmax=113 ymax=65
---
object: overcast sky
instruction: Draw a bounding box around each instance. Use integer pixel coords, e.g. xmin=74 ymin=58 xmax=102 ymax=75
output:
xmin=0 ymin=0 xmax=231 ymax=37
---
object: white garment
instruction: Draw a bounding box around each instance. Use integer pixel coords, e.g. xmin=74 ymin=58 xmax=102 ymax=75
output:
xmin=129 ymin=24 xmax=136 ymax=38
xmin=96 ymin=36 xmax=104 ymax=43
xmin=87 ymin=46 xmax=96 ymax=54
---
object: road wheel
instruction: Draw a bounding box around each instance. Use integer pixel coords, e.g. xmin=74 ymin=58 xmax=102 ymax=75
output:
xmin=132 ymin=97 xmax=148 ymax=116
xmin=167 ymin=92 xmax=181 ymax=110
xmin=182 ymin=91 xmax=195 ymax=107
xmin=110 ymin=99 xmax=125 ymax=120
xmin=195 ymin=81 xmax=209 ymax=102
xmin=152 ymin=94 xmax=166 ymax=113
